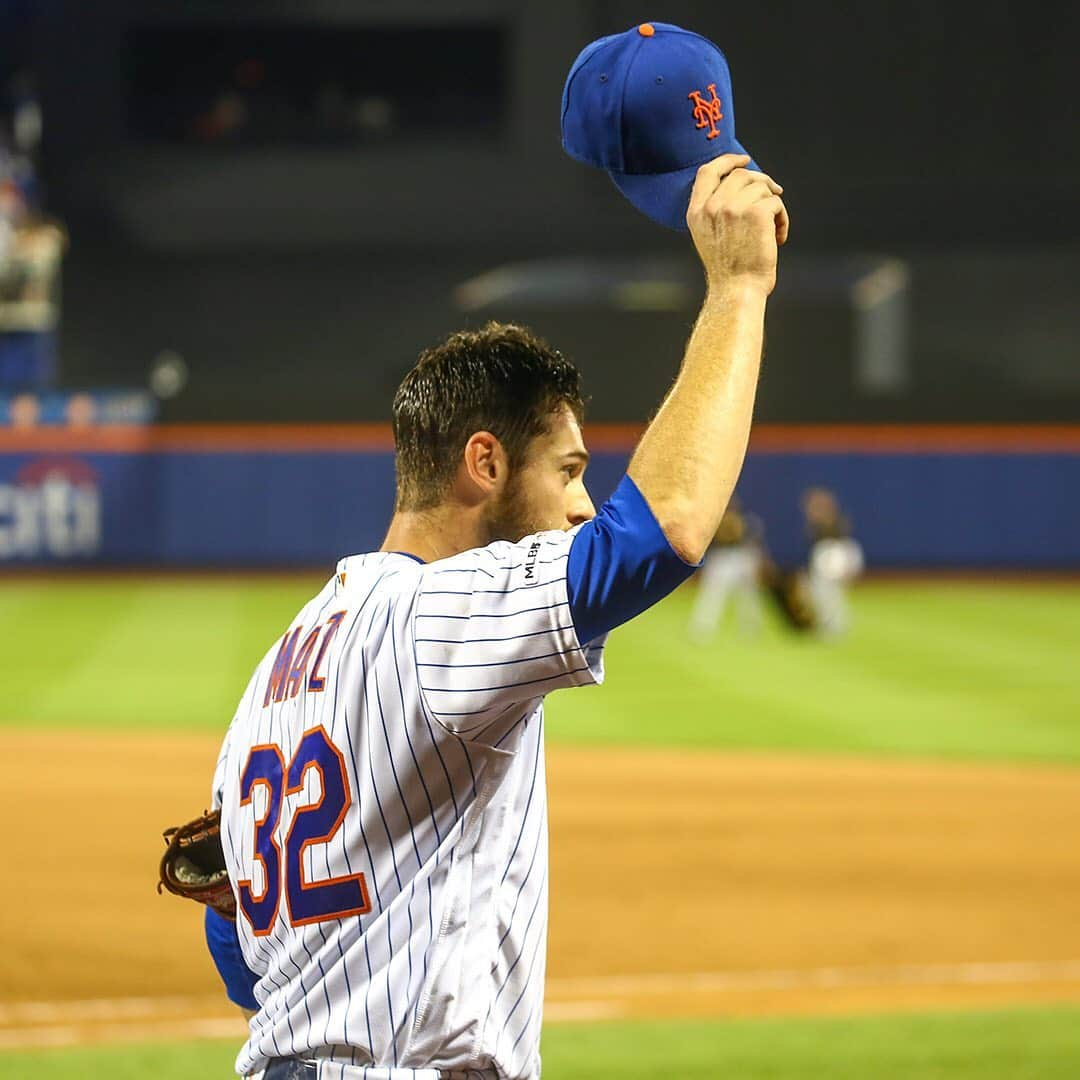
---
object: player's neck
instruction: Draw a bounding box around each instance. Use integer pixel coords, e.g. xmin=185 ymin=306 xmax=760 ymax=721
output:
xmin=380 ymin=504 xmax=488 ymax=564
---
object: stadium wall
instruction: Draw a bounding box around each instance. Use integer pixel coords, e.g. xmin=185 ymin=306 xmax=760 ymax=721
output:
xmin=0 ymin=426 xmax=1077 ymax=569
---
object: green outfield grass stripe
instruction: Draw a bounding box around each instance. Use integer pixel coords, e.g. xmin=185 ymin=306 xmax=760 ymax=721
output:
xmin=3 ymin=1005 xmax=1080 ymax=1079
xmin=541 ymin=1007 xmax=1080 ymax=1079
xmin=548 ymin=583 xmax=1080 ymax=762
xmin=4 ymin=579 xmax=1079 ymax=763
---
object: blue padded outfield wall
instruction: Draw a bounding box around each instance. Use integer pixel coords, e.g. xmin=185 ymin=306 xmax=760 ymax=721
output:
xmin=0 ymin=426 xmax=1077 ymax=569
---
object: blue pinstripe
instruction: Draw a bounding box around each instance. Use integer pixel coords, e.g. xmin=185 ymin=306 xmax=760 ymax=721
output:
xmin=499 ymin=725 xmax=543 ymax=888
xmin=496 ymin=889 xmax=547 ymax=1059
xmin=423 ymin=665 xmax=592 ymax=699
xmin=497 ymin=808 xmax=544 ymax=950
xmin=326 ymin=581 xmax=399 ymax=1056
xmin=388 ymin=601 xmax=443 ymax=846
xmin=415 ymin=624 xmax=578 ymax=646
xmin=491 ymin=853 xmax=546 ymax=1017
xmin=373 ymin=660 xmax=423 ymax=869
xmin=415 ymin=647 xmax=576 ymax=670
xmin=488 ymin=711 xmax=531 ymax=748
xmin=418 ymin=580 xmax=555 ymax=597
xmin=357 ymin=601 xmax=404 ymax=1062
xmin=415 ymin=601 xmax=568 ymax=623
xmin=440 ymin=700 xmax=521 ymax=740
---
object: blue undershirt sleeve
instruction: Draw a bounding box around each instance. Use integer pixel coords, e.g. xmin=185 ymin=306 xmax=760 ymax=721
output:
xmin=204 ymin=907 xmax=259 ymax=1011
xmin=567 ymin=474 xmax=701 ymax=645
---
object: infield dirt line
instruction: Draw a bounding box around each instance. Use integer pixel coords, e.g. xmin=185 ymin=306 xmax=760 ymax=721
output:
xmin=5 ymin=960 xmax=1080 ymax=1051
xmin=0 ymin=1017 xmax=247 ymax=1051
xmin=546 ymin=960 xmax=1080 ymax=997
xmin=0 ymin=1006 xmax=619 ymax=1051
xmin=0 ymin=994 xmax=226 ymax=1024
xmin=5 ymin=959 xmax=1080 ymax=1028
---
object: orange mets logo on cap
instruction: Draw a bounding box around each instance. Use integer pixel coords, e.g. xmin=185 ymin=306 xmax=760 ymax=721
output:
xmin=561 ymin=22 xmax=761 ymax=231
xmin=688 ymin=83 xmax=724 ymax=140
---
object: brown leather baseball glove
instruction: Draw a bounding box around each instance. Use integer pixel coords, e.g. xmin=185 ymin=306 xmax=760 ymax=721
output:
xmin=157 ymin=808 xmax=237 ymax=920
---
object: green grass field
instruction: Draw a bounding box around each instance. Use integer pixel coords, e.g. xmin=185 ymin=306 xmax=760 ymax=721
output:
xmin=4 ymin=1008 xmax=1080 ymax=1080
xmin=4 ymin=575 xmax=1080 ymax=1077
xmin=5 ymin=577 xmax=1079 ymax=761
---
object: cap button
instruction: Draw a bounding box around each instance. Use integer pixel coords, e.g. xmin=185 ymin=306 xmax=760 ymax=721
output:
xmin=637 ymin=23 xmax=655 ymax=37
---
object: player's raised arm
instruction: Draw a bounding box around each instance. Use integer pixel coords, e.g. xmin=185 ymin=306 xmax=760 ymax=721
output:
xmin=387 ymin=161 xmax=787 ymax=738
xmin=628 ymin=153 xmax=788 ymax=565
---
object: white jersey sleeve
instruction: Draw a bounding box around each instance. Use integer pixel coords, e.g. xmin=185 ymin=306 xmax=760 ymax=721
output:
xmin=412 ymin=526 xmax=605 ymax=742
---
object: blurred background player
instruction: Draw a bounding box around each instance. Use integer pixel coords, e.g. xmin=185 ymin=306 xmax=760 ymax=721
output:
xmin=688 ymin=494 xmax=765 ymax=641
xmin=802 ymin=486 xmax=864 ymax=637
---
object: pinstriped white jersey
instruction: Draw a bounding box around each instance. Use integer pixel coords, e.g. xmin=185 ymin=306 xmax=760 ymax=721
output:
xmin=213 ymin=527 xmax=605 ymax=1079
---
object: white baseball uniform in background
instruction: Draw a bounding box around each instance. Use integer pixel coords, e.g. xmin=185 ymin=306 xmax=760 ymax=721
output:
xmin=807 ymin=537 xmax=865 ymax=636
xmin=688 ymin=542 xmax=763 ymax=640
xmin=213 ymin=527 xmax=605 ymax=1079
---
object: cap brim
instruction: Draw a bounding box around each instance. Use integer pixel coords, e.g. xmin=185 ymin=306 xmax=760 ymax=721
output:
xmin=609 ymin=141 xmax=759 ymax=232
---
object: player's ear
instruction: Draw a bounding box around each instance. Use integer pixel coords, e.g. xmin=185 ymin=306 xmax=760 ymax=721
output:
xmin=461 ymin=431 xmax=507 ymax=497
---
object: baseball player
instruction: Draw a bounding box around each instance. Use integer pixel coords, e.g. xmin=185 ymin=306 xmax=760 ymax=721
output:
xmin=201 ymin=25 xmax=788 ymax=1080
xmin=688 ymin=495 xmax=766 ymax=641
xmin=803 ymin=487 xmax=865 ymax=636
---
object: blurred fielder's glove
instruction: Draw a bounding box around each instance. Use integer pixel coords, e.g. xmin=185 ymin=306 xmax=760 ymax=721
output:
xmin=763 ymin=568 xmax=818 ymax=633
xmin=157 ymin=808 xmax=237 ymax=920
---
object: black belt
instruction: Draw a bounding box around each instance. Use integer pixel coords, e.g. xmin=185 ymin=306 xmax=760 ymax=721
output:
xmin=262 ymin=1059 xmax=318 ymax=1080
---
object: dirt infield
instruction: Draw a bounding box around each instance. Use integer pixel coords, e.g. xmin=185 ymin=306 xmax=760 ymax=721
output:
xmin=3 ymin=731 xmax=1080 ymax=1048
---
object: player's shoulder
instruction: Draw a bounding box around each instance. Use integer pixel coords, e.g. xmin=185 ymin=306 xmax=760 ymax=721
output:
xmin=326 ymin=532 xmax=581 ymax=609
xmin=420 ymin=527 xmax=580 ymax=583
xmin=332 ymin=550 xmax=426 ymax=595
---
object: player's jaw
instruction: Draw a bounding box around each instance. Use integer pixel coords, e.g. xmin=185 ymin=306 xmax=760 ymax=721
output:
xmin=484 ymin=405 xmax=595 ymax=543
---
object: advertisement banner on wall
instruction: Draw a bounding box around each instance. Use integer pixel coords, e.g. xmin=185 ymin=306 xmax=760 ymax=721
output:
xmin=0 ymin=427 xmax=1077 ymax=568
xmin=0 ymin=456 xmax=102 ymax=560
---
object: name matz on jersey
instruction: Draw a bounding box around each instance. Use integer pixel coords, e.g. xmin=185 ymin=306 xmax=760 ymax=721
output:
xmin=213 ymin=527 xmax=604 ymax=1079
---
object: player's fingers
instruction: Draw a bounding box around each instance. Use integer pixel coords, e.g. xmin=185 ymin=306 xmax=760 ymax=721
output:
xmin=704 ymin=172 xmax=779 ymax=217
xmin=687 ymin=154 xmax=751 ymax=216
xmin=726 ymin=168 xmax=783 ymax=196
xmin=726 ymin=173 xmax=781 ymax=206
xmin=746 ymin=193 xmax=790 ymax=246
xmin=721 ymin=188 xmax=789 ymax=246
xmin=714 ymin=169 xmax=782 ymax=205
xmin=774 ymin=196 xmax=791 ymax=246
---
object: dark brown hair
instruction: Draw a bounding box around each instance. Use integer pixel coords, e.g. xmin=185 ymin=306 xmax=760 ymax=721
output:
xmin=392 ymin=321 xmax=585 ymax=511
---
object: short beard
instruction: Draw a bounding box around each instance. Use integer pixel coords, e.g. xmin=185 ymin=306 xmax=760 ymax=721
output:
xmin=483 ymin=470 xmax=545 ymax=544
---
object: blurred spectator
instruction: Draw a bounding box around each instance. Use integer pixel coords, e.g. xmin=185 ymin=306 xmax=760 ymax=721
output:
xmin=64 ymin=392 xmax=96 ymax=428
xmin=9 ymin=390 xmax=39 ymax=428
xmin=8 ymin=71 xmax=42 ymax=158
xmin=0 ymin=65 xmax=65 ymax=394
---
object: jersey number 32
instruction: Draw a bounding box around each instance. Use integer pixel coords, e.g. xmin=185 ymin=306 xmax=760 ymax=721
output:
xmin=237 ymin=725 xmax=372 ymax=935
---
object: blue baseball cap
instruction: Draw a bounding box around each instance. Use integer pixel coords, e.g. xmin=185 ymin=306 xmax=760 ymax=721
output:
xmin=561 ymin=21 xmax=759 ymax=232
